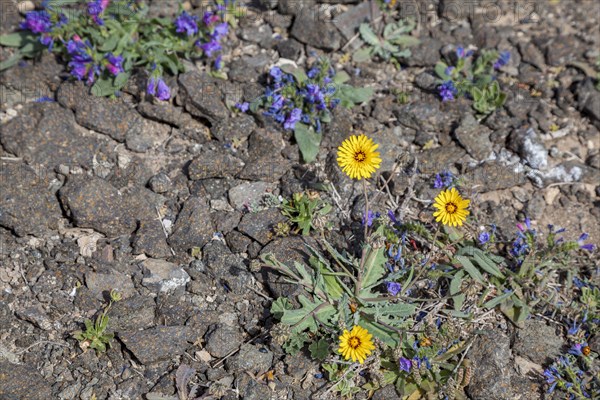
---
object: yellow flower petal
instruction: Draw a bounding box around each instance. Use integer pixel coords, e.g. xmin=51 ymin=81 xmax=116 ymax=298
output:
xmin=336 ymin=134 xmax=381 ymax=180
xmin=432 ymin=188 xmax=470 ymax=227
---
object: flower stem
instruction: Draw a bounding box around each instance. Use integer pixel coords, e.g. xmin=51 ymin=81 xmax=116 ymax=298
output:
xmin=355 ymin=180 xmax=371 ymax=298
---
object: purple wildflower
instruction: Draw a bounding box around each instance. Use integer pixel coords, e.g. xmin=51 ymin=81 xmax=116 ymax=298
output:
xmin=156 ymin=79 xmax=170 ymax=101
xmin=543 ymin=366 xmax=559 ymax=394
xmin=578 ymin=233 xmax=594 ymax=251
xmin=362 ymin=210 xmax=380 ymax=227
xmin=200 ymin=40 xmax=221 ymax=57
xmin=214 ymin=55 xmax=223 ymax=70
xmin=493 ymin=50 xmax=511 ymax=69
xmin=20 ymin=10 xmax=52 ymax=33
xmin=212 ymin=22 xmax=228 ymax=39
xmin=478 ymin=232 xmax=490 ymax=245
xmin=398 ymin=357 xmax=411 ymax=372
xmin=438 ymin=80 xmax=457 ymax=102
xmin=40 ymin=34 xmax=54 ymax=51
xmin=567 ymin=320 xmax=580 ymax=336
xmin=387 ymin=282 xmax=402 ymax=296
xmin=388 ymin=210 xmax=399 ymax=225
xmin=34 ymin=96 xmax=55 ymax=102
xmin=269 ymin=66 xmax=283 ymax=82
xmin=87 ymin=0 xmax=109 ymax=25
xmin=433 ymin=173 xmax=443 ymax=188
xmin=236 ymin=102 xmax=249 ymax=112
xmin=283 ymin=107 xmax=302 ymax=130
xmin=202 ymin=11 xmax=219 ymax=26
xmin=456 ymin=46 xmax=473 ymax=59
xmin=174 ymin=11 xmax=199 ymax=36
xmin=307 ymin=67 xmax=319 ymax=78
xmin=147 ymin=77 xmax=157 ymax=96
xmin=104 ymin=53 xmax=123 ymax=76
xmin=568 ymin=343 xmax=587 ymax=357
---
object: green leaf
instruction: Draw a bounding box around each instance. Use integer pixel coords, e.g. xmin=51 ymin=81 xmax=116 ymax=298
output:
xmin=359 ymin=23 xmax=379 ymax=47
xmin=271 ymin=297 xmax=293 ymax=319
xmin=0 ymin=51 xmax=23 ymax=71
xmin=283 ymin=332 xmax=308 ymax=355
xmin=453 ymin=293 xmax=465 ymax=311
xmin=308 ymin=339 xmax=329 ymax=361
xmin=280 ymin=295 xmax=336 ymax=333
xmin=333 ymin=70 xmax=350 ymax=85
xmin=359 ymin=246 xmax=387 ymax=297
xmin=435 ymin=62 xmax=450 ymax=80
xmin=91 ymin=77 xmax=117 ymax=97
xmin=98 ymin=35 xmax=119 ymax=52
xmin=483 ymin=290 xmax=514 ymax=309
xmin=294 ymin=123 xmax=321 ymax=163
xmin=449 ymin=270 xmax=465 ymax=295
xmin=455 ymin=255 xmax=485 ymax=284
xmin=0 ymin=32 xmax=36 ymax=47
xmin=337 ymin=85 xmax=374 ymax=107
xmin=359 ymin=319 xmax=399 ymax=347
xmin=389 ymin=35 xmax=420 ymax=48
xmin=353 ymin=47 xmax=372 ymax=63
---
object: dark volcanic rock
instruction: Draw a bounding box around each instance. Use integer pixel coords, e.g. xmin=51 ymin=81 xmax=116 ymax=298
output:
xmin=226 ymin=344 xmax=273 ymax=374
xmin=0 ymin=361 xmax=53 ymax=400
xmin=404 ymin=37 xmax=443 ymax=67
xmin=57 ymin=81 xmax=143 ymax=142
xmin=85 ymin=270 xmax=136 ymax=299
xmin=168 ymin=196 xmax=214 ymax=252
xmin=203 ymin=241 xmax=253 ymax=293
xmin=290 ymin=10 xmax=342 ymax=51
xmin=59 ymin=176 xmax=140 ymax=236
xmin=0 ymin=161 xmax=62 ymax=237
xmin=466 ymin=330 xmax=540 ymax=400
xmin=0 ymin=103 xmax=102 ymax=169
xmin=465 ymin=161 xmax=526 ymax=191
xmin=120 ymin=326 xmax=193 ymax=364
xmin=187 ymin=147 xmax=245 ymax=180
xmin=576 ymin=78 xmax=600 ymax=127
xmin=513 ymin=320 xmax=563 ymax=365
xmin=205 ymin=324 xmax=244 ymax=358
xmin=454 ymin=113 xmax=493 ymax=160
xmin=132 ymin=219 xmax=172 ymax=258
xmin=276 ymin=38 xmax=304 ymax=60
xmin=178 ymin=72 xmax=229 ymax=124
xmin=237 ymin=208 xmax=287 ymax=245
xmin=108 ymin=295 xmax=156 ymax=331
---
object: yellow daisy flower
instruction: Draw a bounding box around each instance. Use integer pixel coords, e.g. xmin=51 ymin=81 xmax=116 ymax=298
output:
xmin=433 ymin=188 xmax=470 ymax=227
xmin=336 ymin=134 xmax=381 ymax=180
xmin=338 ymin=325 xmax=375 ymax=364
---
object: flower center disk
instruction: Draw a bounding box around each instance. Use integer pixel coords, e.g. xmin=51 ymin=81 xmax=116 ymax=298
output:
xmin=445 ymin=202 xmax=457 ymax=214
xmin=354 ymin=151 xmax=366 ymax=162
xmin=349 ymin=337 xmax=361 ymax=349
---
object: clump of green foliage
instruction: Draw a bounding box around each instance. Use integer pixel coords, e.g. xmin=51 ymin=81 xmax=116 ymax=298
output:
xmin=73 ymin=289 xmax=121 ymax=353
xmin=262 ymin=169 xmax=597 ymax=398
xmin=280 ymin=191 xmax=332 ymax=236
xmin=243 ymin=57 xmax=374 ymax=163
xmin=353 ymin=19 xmax=420 ymax=68
xmin=435 ymin=47 xmax=509 ymax=115
xmin=0 ymin=0 xmax=239 ymax=96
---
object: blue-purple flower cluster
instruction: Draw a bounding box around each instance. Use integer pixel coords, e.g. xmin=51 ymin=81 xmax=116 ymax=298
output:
xmin=19 ymin=0 xmax=233 ymax=96
xmin=510 ymin=217 xmax=534 ymax=259
xmin=433 ymin=171 xmax=454 ymax=189
xmin=240 ymin=60 xmax=341 ymax=132
xmin=543 ymin=352 xmax=593 ymax=398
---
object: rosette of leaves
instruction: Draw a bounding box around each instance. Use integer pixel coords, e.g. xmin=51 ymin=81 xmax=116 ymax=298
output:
xmin=435 ymin=49 xmax=507 ymax=115
xmin=264 ymin=224 xmax=416 ymax=357
xmin=353 ymin=19 xmax=420 ymax=67
xmin=280 ymin=192 xmax=332 ymax=236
